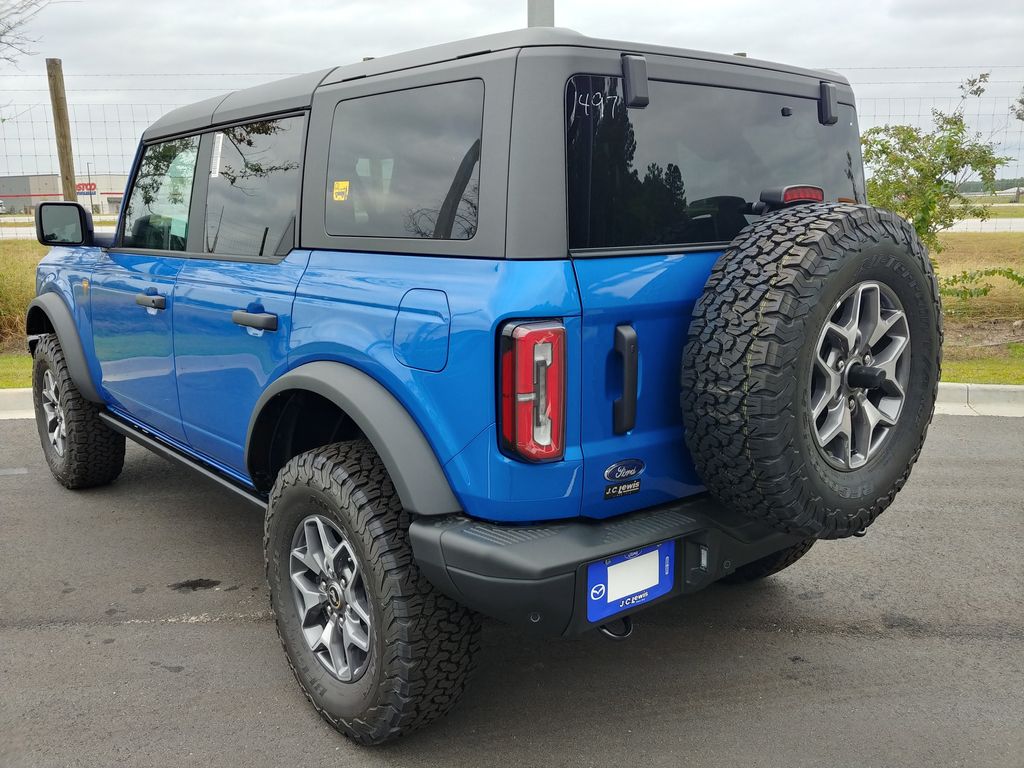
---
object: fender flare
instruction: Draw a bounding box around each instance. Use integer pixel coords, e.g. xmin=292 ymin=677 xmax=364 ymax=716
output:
xmin=25 ymin=293 xmax=102 ymax=403
xmin=245 ymin=361 xmax=461 ymax=516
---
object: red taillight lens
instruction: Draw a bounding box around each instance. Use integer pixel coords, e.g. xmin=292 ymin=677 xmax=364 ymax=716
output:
xmin=782 ymin=185 xmax=825 ymax=204
xmin=499 ymin=320 xmax=565 ymax=462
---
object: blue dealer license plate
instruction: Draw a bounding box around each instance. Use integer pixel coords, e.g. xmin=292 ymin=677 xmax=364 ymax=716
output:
xmin=586 ymin=541 xmax=675 ymax=623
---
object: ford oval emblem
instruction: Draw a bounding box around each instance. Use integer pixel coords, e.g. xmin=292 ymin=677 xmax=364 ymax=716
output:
xmin=604 ymin=459 xmax=645 ymax=482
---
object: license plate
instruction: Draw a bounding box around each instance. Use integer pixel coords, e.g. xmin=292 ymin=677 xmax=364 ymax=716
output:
xmin=586 ymin=541 xmax=675 ymax=623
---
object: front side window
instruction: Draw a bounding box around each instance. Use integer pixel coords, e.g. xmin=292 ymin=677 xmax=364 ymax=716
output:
xmin=122 ymin=136 xmax=199 ymax=251
xmin=205 ymin=115 xmax=305 ymax=257
xmin=325 ymin=79 xmax=484 ymax=240
xmin=566 ymin=76 xmax=865 ymax=250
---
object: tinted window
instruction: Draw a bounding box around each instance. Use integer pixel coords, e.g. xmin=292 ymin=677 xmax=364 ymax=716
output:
xmin=122 ymin=136 xmax=199 ymax=251
xmin=325 ymin=80 xmax=483 ymax=240
xmin=205 ymin=115 xmax=304 ymax=257
xmin=566 ymin=76 xmax=865 ymax=250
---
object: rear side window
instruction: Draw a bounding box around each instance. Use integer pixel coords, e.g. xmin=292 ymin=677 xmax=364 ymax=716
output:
xmin=122 ymin=136 xmax=199 ymax=251
xmin=205 ymin=115 xmax=305 ymax=258
xmin=325 ymin=79 xmax=483 ymax=240
xmin=566 ymin=76 xmax=865 ymax=250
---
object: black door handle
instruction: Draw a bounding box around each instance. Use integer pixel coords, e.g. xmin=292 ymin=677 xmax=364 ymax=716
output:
xmin=613 ymin=324 xmax=638 ymax=434
xmin=135 ymin=293 xmax=166 ymax=310
xmin=232 ymin=310 xmax=278 ymax=332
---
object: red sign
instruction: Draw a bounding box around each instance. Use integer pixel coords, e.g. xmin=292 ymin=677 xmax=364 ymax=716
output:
xmin=75 ymin=182 xmax=97 ymax=192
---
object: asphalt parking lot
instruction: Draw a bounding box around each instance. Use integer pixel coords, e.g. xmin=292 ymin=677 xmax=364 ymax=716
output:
xmin=1 ymin=414 xmax=1022 ymax=768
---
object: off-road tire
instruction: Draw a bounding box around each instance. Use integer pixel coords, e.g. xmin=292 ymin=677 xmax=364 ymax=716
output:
xmin=681 ymin=204 xmax=942 ymax=539
xmin=720 ymin=539 xmax=816 ymax=584
xmin=32 ymin=333 xmax=125 ymax=489
xmin=264 ymin=439 xmax=481 ymax=745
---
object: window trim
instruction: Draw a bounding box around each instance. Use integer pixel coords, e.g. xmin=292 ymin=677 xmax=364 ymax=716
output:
xmin=195 ymin=111 xmax=308 ymax=263
xmin=115 ymin=133 xmax=204 ymax=254
xmin=114 ymin=109 xmax=309 ymax=264
xmin=322 ymin=78 xmax=484 ymax=243
xmin=300 ymin=51 xmax=515 ymax=259
xmin=562 ymin=72 xmax=864 ymax=256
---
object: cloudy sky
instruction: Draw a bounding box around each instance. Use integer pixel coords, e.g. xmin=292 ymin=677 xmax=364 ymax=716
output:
xmin=1 ymin=0 xmax=1022 ymax=176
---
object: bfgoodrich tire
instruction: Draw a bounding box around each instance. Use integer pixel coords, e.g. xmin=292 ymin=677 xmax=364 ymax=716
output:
xmin=681 ymin=204 xmax=942 ymax=539
xmin=264 ymin=440 xmax=480 ymax=745
xmin=32 ymin=333 xmax=125 ymax=489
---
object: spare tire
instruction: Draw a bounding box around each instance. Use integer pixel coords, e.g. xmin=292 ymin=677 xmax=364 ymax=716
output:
xmin=681 ymin=204 xmax=941 ymax=539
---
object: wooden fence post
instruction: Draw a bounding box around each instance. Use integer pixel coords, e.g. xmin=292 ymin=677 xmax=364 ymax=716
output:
xmin=46 ymin=57 xmax=77 ymax=203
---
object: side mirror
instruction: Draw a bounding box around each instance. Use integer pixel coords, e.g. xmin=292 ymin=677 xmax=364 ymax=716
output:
xmin=35 ymin=201 xmax=94 ymax=247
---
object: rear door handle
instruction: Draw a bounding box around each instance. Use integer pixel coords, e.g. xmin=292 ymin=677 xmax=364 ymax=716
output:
xmin=135 ymin=293 xmax=166 ymax=311
xmin=232 ymin=310 xmax=278 ymax=332
xmin=613 ymin=324 xmax=638 ymax=435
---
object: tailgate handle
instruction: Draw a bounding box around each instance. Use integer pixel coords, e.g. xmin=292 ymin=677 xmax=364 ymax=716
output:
xmin=613 ymin=324 xmax=638 ymax=434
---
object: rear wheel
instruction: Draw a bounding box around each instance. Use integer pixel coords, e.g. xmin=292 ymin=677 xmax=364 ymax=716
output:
xmin=32 ymin=333 xmax=125 ymax=489
xmin=720 ymin=540 xmax=815 ymax=584
xmin=264 ymin=439 xmax=480 ymax=745
xmin=681 ymin=205 xmax=942 ymax=539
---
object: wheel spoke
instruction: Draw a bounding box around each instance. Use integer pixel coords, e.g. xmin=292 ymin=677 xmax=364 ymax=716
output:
xmin=816 ymin=400 xmax=852 ymax=448
xmin=855 ymin=284 xmax=881 ymax=353
xmin=290 ymin=571 xmax=325 ymax=624
xmin=291 ymin=544 xmax=321 ymax=576
xmin=868 ymin=307 xmax=907 ymax=348
xmin=341 ymin=611 xmax=370 ymax=653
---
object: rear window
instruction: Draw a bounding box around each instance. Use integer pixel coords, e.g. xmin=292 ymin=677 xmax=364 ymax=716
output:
xmin=566 ymin=76 xmax=865 ymax=251
xmin=325 ymin=79 xmax=483 ymax=240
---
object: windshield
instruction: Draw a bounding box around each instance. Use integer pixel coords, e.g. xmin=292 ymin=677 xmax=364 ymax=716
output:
xmin=565 ymin=75 xmax=865 ymax=250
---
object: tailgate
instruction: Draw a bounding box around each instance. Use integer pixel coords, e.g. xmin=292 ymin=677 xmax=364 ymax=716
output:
xmin=573 ymin=252 xmax=717 ymax=519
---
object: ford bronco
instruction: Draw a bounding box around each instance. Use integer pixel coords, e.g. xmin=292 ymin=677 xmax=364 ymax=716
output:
xmin=27 ymin=28 xmax=941 ymax=744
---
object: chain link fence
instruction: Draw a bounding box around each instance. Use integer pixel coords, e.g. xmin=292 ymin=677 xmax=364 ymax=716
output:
xmin=1 ymin=67 xmax=1022 ymax=238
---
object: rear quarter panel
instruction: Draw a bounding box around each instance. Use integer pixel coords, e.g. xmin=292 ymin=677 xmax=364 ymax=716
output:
xmin=290 ymin=251 xmax=585 ymax=522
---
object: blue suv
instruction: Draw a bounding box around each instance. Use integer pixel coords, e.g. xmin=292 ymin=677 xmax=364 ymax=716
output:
xmin=27 ymin=29 xmax=941 ymax=744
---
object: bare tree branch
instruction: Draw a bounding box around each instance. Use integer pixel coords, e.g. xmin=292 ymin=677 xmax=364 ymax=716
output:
xmin=0 ymin=0 xmax=49 ymax=66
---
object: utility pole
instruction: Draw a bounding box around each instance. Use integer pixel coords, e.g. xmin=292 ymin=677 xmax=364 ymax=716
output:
xmin=528 ymin=0 xmax=554 ymax=27
xmin=46 ymin=58 xmax=77 ymax=204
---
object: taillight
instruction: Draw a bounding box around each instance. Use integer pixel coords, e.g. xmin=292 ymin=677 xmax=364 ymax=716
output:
xmin=499 ymin=320 xmax=566 ymax=462
xmin=781 ymin=185 xmax=825 ymax=204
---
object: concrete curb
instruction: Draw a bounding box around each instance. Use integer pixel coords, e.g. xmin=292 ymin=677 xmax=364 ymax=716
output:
xmin=2 ymin=383 xmax=1023 ymax=419
xmin=0 ymin=388 xmax=33 ymax=420
xmin=934 ymin=382 xmax=1024 ymax=417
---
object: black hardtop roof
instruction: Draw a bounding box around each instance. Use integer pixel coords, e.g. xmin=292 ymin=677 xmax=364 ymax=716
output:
xmin=143 ymin=27 xmax=849 ymax=140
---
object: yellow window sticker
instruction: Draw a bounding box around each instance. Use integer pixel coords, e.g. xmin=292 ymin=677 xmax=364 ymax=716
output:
xmin=333 ymin=180 xmax=350 ymax=202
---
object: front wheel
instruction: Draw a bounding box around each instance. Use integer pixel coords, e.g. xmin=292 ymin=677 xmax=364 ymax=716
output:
xmin=264 ymin=440 xmax=480 ymax=745
xmin=32 ymin=333 xmax=125 ymax=489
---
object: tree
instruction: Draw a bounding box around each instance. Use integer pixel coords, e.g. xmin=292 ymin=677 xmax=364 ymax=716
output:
xmin=0 ymin=0 xmax=48 ymax=65
xmin=861 ymin=74 xmax=1009 ymax=253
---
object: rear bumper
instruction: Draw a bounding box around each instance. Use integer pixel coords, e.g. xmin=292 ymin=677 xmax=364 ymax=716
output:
xmin=409 ymin=494 xmax=804 ymax=636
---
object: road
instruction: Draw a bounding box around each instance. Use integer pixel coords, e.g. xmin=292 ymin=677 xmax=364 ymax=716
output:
xmin=1 ymin=415 xmax=1022 ymax=768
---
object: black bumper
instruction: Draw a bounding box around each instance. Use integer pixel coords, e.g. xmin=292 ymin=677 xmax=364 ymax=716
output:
xmin=409 ymin=494 xmax=804 ymax=636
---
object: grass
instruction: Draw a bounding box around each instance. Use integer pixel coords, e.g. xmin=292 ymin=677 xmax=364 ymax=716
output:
xmin=963 ymin=194 xmax=1023 ymax=205
xmin=0 ymin=233 xmax=1020 ymax=389
xmin=984 ymin=205 xmax=1024 ymax=219
xmin=933 ymin=232 xmax=1024 ymax=322
xmin=0 ymin=240 xmax=42 ymax=347
xmin=941 ymin=343 xmax=1024 ymax=385
xmin=0 ymin=351 xmax=31 ymax=388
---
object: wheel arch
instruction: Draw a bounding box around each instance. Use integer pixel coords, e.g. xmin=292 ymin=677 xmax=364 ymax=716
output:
xmin=245 ymin=361 xmax=461 ymax=516
xmin=25 ymin=293 xmax=102 ymax=403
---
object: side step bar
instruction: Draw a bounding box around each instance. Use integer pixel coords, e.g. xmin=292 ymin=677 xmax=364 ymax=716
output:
xmin=98 ymin=411 xmax=266 ymax=508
